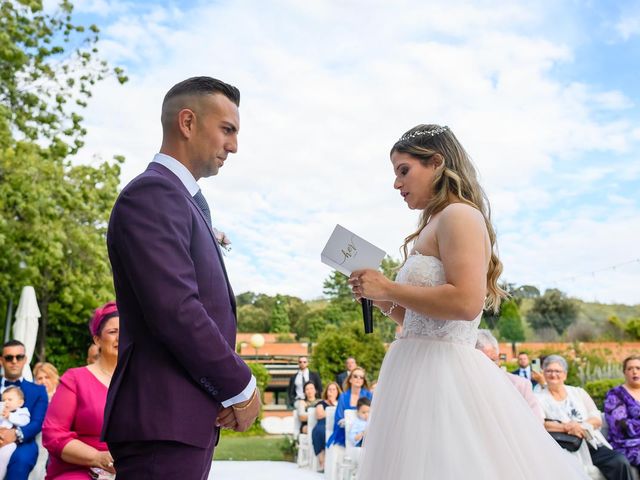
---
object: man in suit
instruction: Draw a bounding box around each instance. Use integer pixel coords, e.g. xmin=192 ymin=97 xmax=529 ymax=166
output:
xmin=104 ymin=76 xmax=260 ymax=480
xmin=336 ymin=356 xmax=357 ymax=389
xmin=287 ymin=356 xmax=322 ymax=408
xmin=511 ymin=352 xmax=538 ymax=388
xmin=0 ymin=340 xmax=48 ymax=480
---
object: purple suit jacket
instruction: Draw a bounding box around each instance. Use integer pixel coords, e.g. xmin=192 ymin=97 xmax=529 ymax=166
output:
xmin=102 ymin=162 xmax=251 ymax=448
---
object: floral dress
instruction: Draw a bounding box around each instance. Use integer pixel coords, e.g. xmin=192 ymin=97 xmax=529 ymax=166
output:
xmin=604 ymin=385 xmax=640 ymax=466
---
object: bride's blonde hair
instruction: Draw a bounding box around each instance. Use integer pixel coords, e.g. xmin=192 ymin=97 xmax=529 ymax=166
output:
xmin=391 ymin=124 xmax=507 ymax=312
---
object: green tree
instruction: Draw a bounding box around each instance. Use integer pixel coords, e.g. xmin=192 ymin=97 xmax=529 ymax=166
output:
xmin=312 ymin=320 xmax=386 ymax=384
xmin=236 ymin=291 xmax=258 ymax=307
xmin=322 ymin=271 xmax=353 ymax=307
xmin=269 ymin=294 xmax=290 ymax=333
xmin=527 ymin=288 xmax=578 ymax=335
xmin=0 ymin=0 xmax=127 ymax=156
xmin=293 ymin=309 xmax=327 ymax=342
xmin=513 ymin=285 xmax=540 ymax=299
xmin=0 ymin=143 xmax=121 ymax=369
xmin=0 ymin=0 xmax=126 ymax=369
xmin=624 ymin=317 xmax=640 ymax=340
xmin=498 ymin=299 xmax=525 ymax=343
xmin=237 ymin=304 xmax=270 ymax=333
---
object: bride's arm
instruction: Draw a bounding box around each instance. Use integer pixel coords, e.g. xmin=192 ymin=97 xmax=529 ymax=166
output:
xmin=352 ymin=205 xmax=490 ymax=321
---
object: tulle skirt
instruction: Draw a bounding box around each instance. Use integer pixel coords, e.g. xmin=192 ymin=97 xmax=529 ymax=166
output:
xmin=357 ymin=337 xmax=588 ymax=479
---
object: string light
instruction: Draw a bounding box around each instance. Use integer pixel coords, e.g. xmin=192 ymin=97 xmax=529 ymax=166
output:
xmin=547 ymin=258 xmax=640 ymax=285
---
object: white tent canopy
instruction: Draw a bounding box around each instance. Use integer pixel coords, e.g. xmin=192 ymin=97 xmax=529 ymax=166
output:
xmin=12 ymin=286 xmax=41 ymax=381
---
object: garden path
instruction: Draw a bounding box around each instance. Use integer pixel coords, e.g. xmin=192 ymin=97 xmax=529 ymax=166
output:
xmin=209 ymin=461 xmax=323 ymax=479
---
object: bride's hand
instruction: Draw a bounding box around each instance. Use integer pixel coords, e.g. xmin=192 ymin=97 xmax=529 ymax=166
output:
xmin=349 ymin=269 xmax=391 ymax=301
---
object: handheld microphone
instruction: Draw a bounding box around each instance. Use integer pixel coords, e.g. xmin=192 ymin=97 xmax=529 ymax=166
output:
xmin=362 ymin=298 xmax=373 ymax=334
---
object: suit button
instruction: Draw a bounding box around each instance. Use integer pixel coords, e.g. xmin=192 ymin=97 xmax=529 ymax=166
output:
xmin=211 ymin=389 xmax=218 ymax=396
xmin=200 ymin=377 xmax=207 ymax=384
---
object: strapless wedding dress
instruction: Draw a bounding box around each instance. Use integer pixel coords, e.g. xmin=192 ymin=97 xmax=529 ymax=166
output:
xmin=356 ymin=254 xmax=587 ymax=479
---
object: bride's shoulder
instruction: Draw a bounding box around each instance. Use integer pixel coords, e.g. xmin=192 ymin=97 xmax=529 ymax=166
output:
xmin=438 ymin=203 xmax=484 ymax=225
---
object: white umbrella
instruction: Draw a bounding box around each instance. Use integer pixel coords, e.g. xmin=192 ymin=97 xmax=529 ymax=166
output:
xmin=12 ymin=286 xmax=41 ymax=381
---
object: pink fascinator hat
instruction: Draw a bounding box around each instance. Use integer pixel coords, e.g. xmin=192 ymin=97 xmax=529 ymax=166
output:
xmin=90 ymin=301 xmax=118 ymax=337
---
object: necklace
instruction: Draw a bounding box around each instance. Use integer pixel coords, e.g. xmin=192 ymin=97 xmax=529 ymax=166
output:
xmin=98 ymin=364 xmax=113 ymax=378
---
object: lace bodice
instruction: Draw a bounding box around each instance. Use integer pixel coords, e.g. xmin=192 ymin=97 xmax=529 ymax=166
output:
xmin=396 ymin=254 xmax=481 ymax=346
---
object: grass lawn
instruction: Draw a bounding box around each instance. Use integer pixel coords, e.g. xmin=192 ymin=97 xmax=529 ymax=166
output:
xmin=214 ymin=435 xmax=292 ymax=461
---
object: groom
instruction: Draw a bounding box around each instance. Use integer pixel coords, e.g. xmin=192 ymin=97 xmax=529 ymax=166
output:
xmin=104 ymin=76 xmax=260 ymax=479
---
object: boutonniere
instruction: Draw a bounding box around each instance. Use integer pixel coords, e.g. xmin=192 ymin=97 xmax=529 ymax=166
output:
xmin=213 ymin=228 xmax=232 ymax=254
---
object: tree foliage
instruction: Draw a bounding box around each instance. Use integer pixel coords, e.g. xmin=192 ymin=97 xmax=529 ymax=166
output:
xmin=624 ymin=318 xmax=640 ymax=340
xmin=497 ymin=299 xmax=525 ymax=343
xmin=0 ymin=143 xmax=122 ymax=370
xmin=0 ymin=0 xmax=126 ymax=370
xmin=269 ymin=294 xmax=290 ymax=333
xmin=311 ymin=320 xmax=386 ymax=384
xmin=527 ymin=288 xmax=578 ymax=335
xmin=0 ymin=0 xmax=127 ymax=156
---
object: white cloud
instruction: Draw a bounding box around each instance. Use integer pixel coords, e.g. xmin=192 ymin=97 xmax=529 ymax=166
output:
xmin=73 ymin=0 xmax=640 ymax=304
xmin=615 ymin=12 xmax=640 ymax=40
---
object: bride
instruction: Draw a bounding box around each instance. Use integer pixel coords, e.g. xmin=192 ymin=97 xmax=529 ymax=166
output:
xmin=349 ymin=124 xmax=586 ymax=479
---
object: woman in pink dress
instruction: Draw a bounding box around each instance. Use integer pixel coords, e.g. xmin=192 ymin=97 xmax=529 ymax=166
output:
xmin=43 ymin=302 xmax=119 ymax=479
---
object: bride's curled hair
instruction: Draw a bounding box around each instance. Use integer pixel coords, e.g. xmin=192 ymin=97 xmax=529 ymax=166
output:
xmin=391 ymin=124 xmax=507 ymax=312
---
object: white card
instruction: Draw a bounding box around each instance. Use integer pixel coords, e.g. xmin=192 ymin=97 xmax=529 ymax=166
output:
xmin=321 ymin=224 xmax=386 ymax=276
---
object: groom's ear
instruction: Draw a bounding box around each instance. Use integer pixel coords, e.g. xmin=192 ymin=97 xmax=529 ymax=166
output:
xmin=177 ymin=108 xmax=196 ymax=139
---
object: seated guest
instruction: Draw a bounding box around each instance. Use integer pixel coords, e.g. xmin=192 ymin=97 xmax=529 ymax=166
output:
xmin=511 ymin=352 xmax=538 ymax=388
xmin=86 ymin=345 xmax=100 ymax=365
xmin=336 ymin=357 xmax=357 ymax=389
xmin=475 ymin=330 xmax=544 ymax=420
xmin=295 ymin=381 xmax=319 ymax=434
xmin=347 ymin=397 xmax=370 ymax=447
xmin=536 ymin=354 xmax=633 ymax=480
xmin=33 ymin=362 xmax=60 ymax=401
xmin=312 ymin=381 xmax=341 ymax=471
xmin=43 ymin=302 xmax=119 ymax=479
xmin=327 ymin=367 xmax=372 ymax=449
xmin=0 ymin=339 xmax=48 ymax=480
xmin=604 ymin=355 xmax=640 ymax=467
xmin=0 ymin=387 xmax=30 ymax=479
xmin=287 ymin=356 xmax=322 ymax=408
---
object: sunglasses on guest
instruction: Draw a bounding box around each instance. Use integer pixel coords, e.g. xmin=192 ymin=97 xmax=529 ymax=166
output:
xmin=3 ymin=354 xmax=26 ymax=362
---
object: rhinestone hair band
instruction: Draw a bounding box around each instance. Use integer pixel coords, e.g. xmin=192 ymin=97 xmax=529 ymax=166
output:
xmin=398 ymin=125 xmax=449 ymax=142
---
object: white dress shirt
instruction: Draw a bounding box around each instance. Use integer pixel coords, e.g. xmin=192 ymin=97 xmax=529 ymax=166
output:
xmin=295 ymin=368 xmax=310 ymax=400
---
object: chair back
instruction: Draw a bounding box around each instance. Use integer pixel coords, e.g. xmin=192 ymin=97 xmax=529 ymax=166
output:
xmin=293 ymin=409 xmax=301 ymax=439
xmin=307 ymin=405 xmax=318 ymax=436
xmin=325 ymin=406 xmax=336 ymax=438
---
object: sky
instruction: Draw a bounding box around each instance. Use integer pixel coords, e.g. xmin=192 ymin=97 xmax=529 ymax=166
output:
xmin=48 ymin=0 xmax=640 ymax=305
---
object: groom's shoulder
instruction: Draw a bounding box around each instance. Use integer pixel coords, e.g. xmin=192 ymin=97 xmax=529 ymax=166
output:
xmin=117 ymin=163 xmax=186 ymax=205
xmin=123 ymin=163 xmax=176 ymax=191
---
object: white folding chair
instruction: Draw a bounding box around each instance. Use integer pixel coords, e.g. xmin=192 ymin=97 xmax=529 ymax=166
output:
xmin=324 ymin=406 xmax=344 ymax=480
xmin=293 ymin=409 xmax=301 ymax=440
xmin=294 ymin=409 xmax=311 ymax=467
xmin=306 ymin=406 xmax=320 ymax=471
xmin=338 ymin=409 xmax=360 ymax=480
xmin=27 ymin=433 xmax=47 ymax=480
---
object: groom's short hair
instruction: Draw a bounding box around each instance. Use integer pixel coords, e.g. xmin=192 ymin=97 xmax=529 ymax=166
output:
xmin=161 ymin=76 xmax=240 ymax=130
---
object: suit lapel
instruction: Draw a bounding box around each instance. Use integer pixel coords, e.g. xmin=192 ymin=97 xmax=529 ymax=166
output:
xmin=186 ymin=194 xmax=237 ymax=316
xmin=147 ymin=163 xmax=237 ymax=316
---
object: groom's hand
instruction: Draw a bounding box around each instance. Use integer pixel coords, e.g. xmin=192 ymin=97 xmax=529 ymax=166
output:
xmin=216 ymin=406 xmax=238 ymax=430
xmin=231 ymin=388 xmax=261 ymax=432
